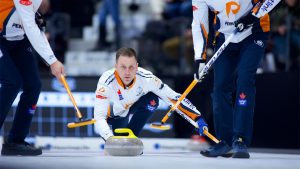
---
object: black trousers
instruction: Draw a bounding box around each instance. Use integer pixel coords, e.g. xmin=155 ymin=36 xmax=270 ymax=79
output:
xmin=0 ymin=37 xmax=41 ymax=143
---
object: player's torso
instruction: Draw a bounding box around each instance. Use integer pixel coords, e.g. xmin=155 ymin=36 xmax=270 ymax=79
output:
xmin=0 ymin=0 xmax=41 ymax=38
xmin=207 ymin=0 xmax=253 ymax=31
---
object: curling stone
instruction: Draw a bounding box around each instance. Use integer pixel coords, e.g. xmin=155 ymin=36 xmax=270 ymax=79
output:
xmin=105 ymin=128 xmax=143 ymax=156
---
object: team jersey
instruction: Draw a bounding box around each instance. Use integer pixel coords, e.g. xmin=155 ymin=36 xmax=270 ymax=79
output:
xmin=192 ymin=0 xmax=281 ymax=60
xmin=0 ymin=0 xmax=57 ymax=65
xmin=94 ymin=67 xmax=201 ymax=140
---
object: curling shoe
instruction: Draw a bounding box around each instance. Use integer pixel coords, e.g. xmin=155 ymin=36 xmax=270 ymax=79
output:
xmin=1 ymin=141 xmax=42 ymax=156
xmin=200 ymin=140 xmax=232 ymax=158
xmin=232 ymin=137 xmax=250 ymax=159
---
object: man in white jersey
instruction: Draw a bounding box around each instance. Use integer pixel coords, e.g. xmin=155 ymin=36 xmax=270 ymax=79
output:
xmin=192 ymin=0 xmax=281 ymax=158
xmin=94 ymin=47 xmax=208 ymax=141
xmin=0 ymin=0 xmax=64 ymax=156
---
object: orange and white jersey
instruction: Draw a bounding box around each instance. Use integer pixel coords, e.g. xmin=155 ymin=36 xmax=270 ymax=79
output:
xmin=0 ymin=0 xmax=57 ymax=65
xmin=192 ymin=0 xmax=281 ymax=60
xmin=94 ymin=67 xmax=201 ymax=140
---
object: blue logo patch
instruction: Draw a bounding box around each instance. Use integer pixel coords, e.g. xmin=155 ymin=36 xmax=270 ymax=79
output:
xmin=147 ymin=105 xmax=156 ymax=112
xmin=238 ymin=99 xmax=247 ymax=106
xmin=147 ymin=99 xmax=157 ymax=112
xmin=28 ymin=105 xmax=37 ymax=114
xmin=238 ymin=92 xmax=247 ymax=106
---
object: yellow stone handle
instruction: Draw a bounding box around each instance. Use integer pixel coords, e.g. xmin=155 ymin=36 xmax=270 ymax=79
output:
xmin=111 ymin=128 xmax=137 ymax=139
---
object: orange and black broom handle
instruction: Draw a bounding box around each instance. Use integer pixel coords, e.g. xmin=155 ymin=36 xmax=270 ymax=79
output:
xmin=161 ymin=79 xmax=198 ymax=124
xmin=60 ymin=75 xmax=83 ymax=119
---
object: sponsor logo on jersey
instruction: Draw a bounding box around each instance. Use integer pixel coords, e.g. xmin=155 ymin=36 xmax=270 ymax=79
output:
xmin=49 ymin=55 xmax=55 ymax=60
xmin=96 ymin=87 xmax=107 ymax=99
xmin=183 ymin=98 xmax=196 ymax=109
xmin=117 ymin=89 xmax=124 ymax=100
xmin=19 ymin=0 xmax=32 ymax=6
xmin=98 ymin=87 xmax=105 ymax=93
xmin=96 ymin=95 xmax=107 ymax=99
xmin=225 ymin=21 xmax=235 ymax=26
xmin=254 ymin=40 xmax=264 ymax=47
xmin=12 ymin=23 xmax=22 ymax=29
xmin=238 ymin=92 xmax=247 ymax=106
xmin=261 ymin=0 xmax=275 ymax=12
xmin=226 ymin=1 xmax=240 ymax=17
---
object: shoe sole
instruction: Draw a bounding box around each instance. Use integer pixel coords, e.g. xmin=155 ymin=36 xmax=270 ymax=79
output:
xmin=232 ymin=152 xmax=250 ymax=158
xmin=221 ymin=153 xmax=233 ymax=158
xmin=1 ymin=150 xmax=42 ymax=156
xmin=200 ymin=151 xmax=233 ymax=158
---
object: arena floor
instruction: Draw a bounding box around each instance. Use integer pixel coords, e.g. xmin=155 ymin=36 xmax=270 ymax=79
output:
xmin=0 ymin=149 xmax=299 ymax=169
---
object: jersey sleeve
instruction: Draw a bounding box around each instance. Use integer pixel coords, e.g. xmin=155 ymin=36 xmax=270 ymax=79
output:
xmin=13 ymin=0 xmax=57 ymax=65
xmin=148 ymin=75 xmax=202 ymax=121
xmin=93 ymin=78 xmax=113 ymax=141
xmin=192 ymin=0 xmax=209 ymax=61
xmin=253 ymin=0 xmax=282 ymax=18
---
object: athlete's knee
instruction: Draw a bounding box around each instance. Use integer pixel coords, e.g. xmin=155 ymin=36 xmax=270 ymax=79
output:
xmin=211 ymin=89 xmax=233 ymax=107
xmin=23 ymin=79 xmax=41 ymax=96
xmin=236 ymin=74 xmax=256 ymax=87
xmin=212 ymin=85 xmax=232 ymax=97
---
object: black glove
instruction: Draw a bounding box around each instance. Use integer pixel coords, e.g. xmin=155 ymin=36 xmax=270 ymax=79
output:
xmin=194 ymin=59 xmax=206 ymax=80
xmin=235 ymin=12 xmax=259 ymax=32
xmin=35 ymin=12 xmax=46 ymax=32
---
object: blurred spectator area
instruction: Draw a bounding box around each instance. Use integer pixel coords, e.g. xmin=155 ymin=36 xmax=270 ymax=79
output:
xmin=266 ymin=0 xmax=300 ymax=72
xmin=39 ymin=0 xmax=299 ymax=77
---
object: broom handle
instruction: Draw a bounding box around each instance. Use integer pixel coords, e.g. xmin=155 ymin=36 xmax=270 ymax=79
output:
xmin=60 ymin=75 xmax=83 ymax=119
xmin=161 ymin=79 xmax=198 ymax=124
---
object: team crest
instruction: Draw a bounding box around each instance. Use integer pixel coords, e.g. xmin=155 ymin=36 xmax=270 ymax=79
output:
xmin=238 ymin=92 xmax=247 ymax=106
xmin=28 ymin=105 xmax=36 ymax=114
xmin=147 ymin=99 xmax=157 ymax=112
xmin=117 ymin=89 xmax=124 ymax=100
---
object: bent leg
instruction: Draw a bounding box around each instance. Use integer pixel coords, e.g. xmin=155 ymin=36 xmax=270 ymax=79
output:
xmin=127 ymin=92 xmax=159 ymax=136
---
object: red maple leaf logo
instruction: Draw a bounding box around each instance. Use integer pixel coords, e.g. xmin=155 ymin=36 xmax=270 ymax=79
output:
xmin=117 ymin=89 xmax=121 ymax=95
xmin=239 ymin=93 xmax=246 ymax=99
xmin=192 ymin=5 xmax=198 ymax=11
xmin=150 ymin=100 xmax=156 ymax=106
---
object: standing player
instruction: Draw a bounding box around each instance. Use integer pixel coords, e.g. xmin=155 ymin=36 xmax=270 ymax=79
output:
xmin=192 ymin=0 xmax=281 ymax=158
xmin=94 ymin=47 xmax=208 ymax=141
xmin=0 ymin=0 xmax=64 ymax=156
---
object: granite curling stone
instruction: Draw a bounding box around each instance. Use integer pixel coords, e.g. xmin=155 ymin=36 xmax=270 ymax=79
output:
xmin=105 ymin=128 xmax=143 ymax=156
